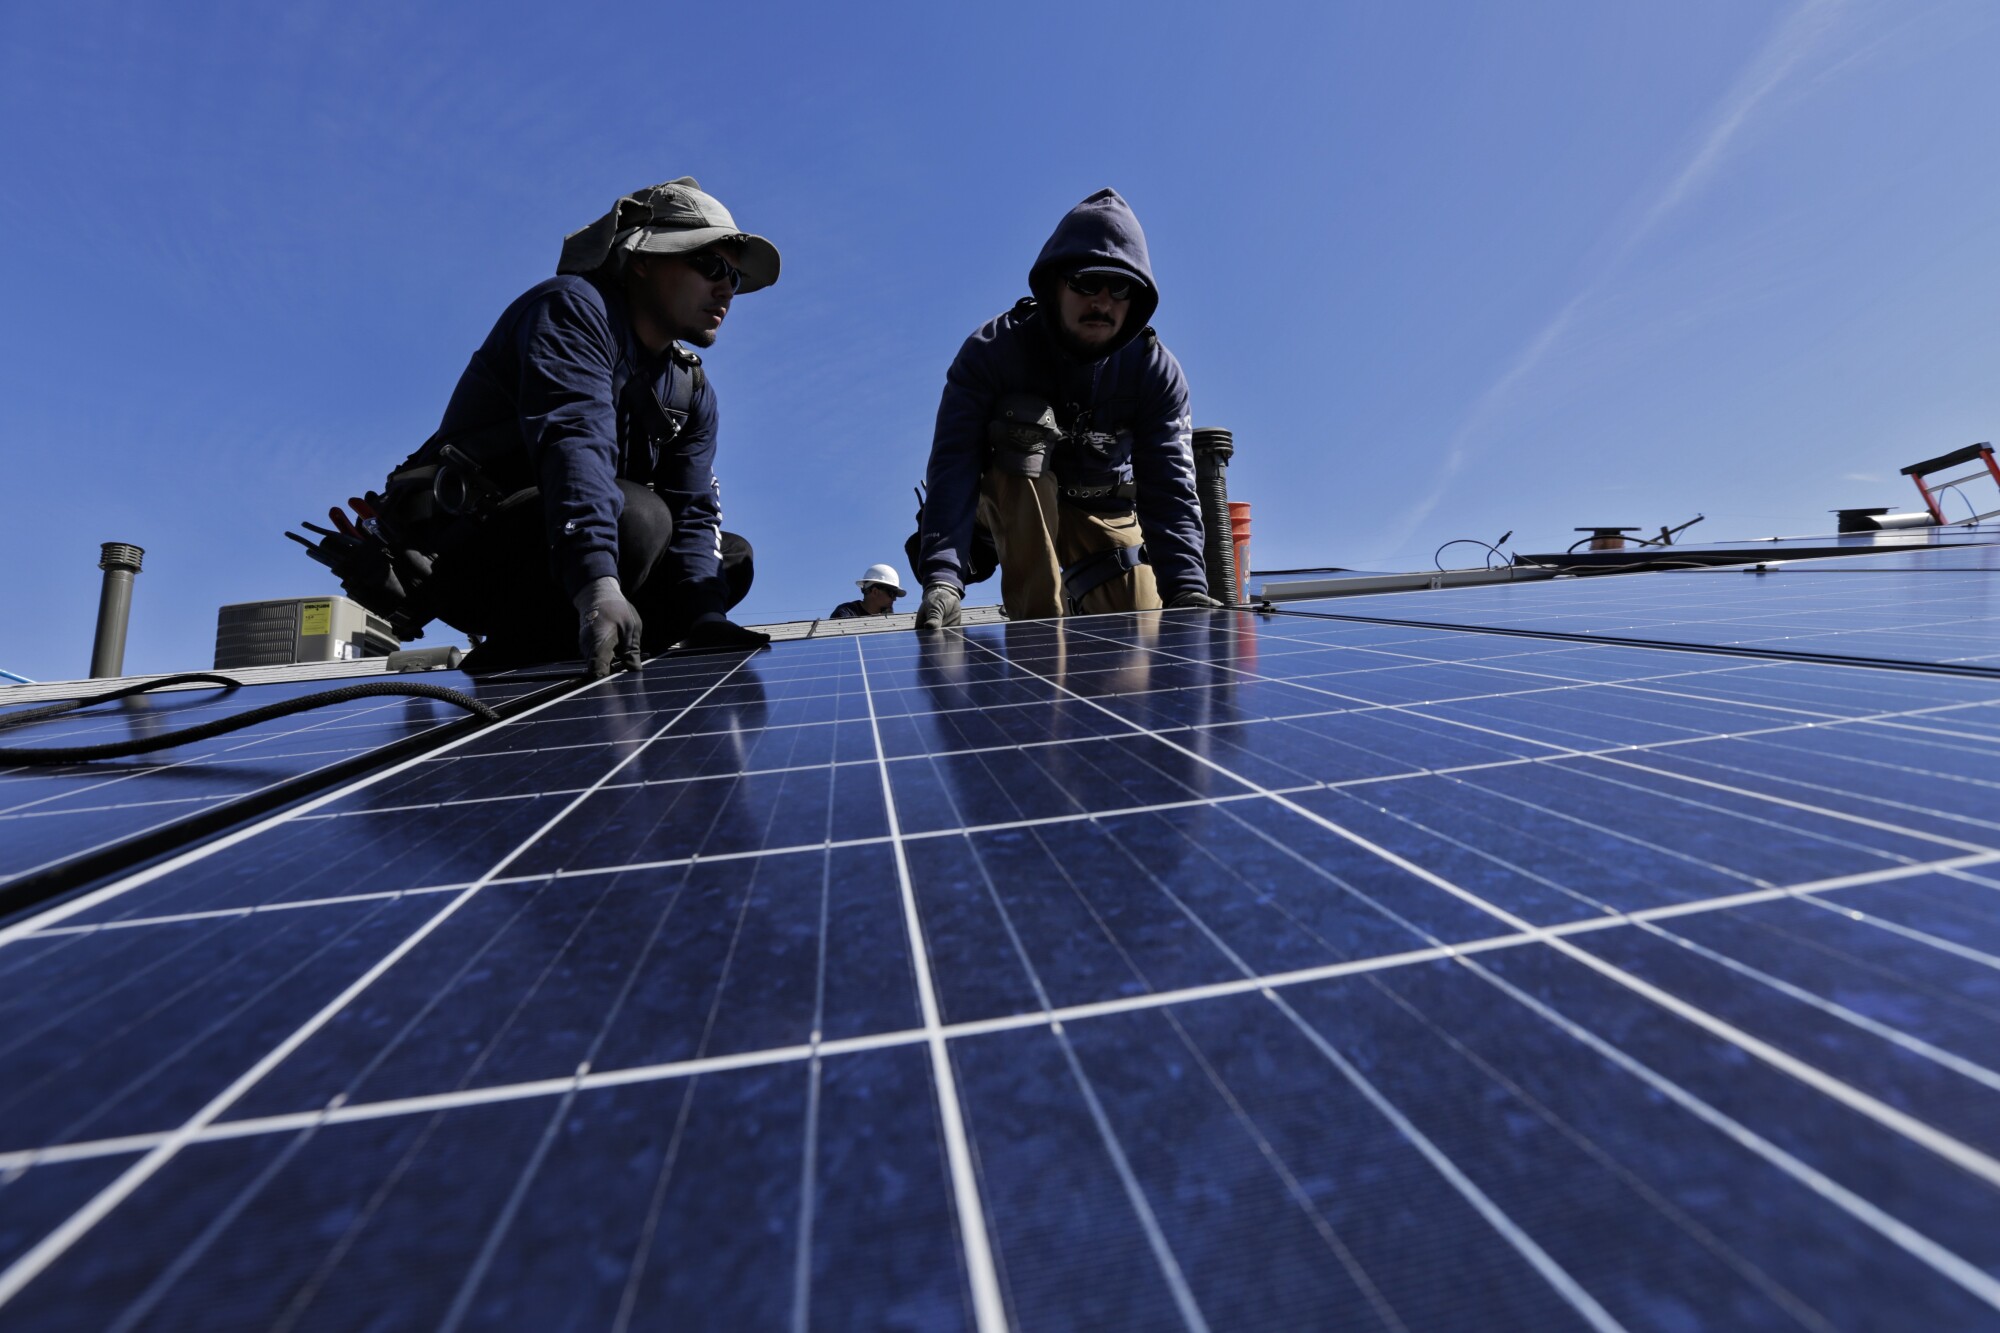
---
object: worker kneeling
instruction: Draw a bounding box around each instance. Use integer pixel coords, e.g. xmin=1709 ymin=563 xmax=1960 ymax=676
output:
xmin=912 ymin=189 xmax=1218 ymax=629
xmin=377 ymin=179 xmax=777 ymax=676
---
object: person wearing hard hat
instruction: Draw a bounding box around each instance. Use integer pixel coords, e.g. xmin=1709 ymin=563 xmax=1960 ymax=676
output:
xmin=911 ymin=189 xmax=1220 ymax=630
xmin=830 ymin=565 xmax=907 ymax=619
xmin=316 ymin=178 xmax=780 ymax=677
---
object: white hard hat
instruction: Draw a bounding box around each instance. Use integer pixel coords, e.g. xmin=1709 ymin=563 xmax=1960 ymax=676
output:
xmin=856 ymin=564 xmax=907 ymax=597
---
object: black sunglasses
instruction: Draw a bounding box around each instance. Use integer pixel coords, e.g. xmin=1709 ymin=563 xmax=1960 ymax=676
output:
xmin=1063 ymin=271 xmax=1135 ymax=301
xmin=682 ymin=250 xmax=744 ymax=292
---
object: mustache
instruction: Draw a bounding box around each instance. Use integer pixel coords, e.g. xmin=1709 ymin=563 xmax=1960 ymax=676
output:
xmin=1079 ymin=312 xmax=1116 ymax=324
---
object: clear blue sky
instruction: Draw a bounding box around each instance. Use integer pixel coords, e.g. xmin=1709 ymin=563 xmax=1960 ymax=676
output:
xmin=4 ymin=0 xmax=1998 ymax=681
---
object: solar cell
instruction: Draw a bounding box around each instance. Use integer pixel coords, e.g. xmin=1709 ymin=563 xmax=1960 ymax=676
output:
xmin=1288 ymin=563 xmax=2000 ymax=671
xmin=2 ymin=604 xmax=1999 ymax=1329
xmin=0 ymin=671 xmax=551 ymax=900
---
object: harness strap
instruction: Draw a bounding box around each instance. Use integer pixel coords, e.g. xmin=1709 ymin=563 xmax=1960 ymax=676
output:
xmin=1061 ymin=541 xmax=1148 ymax=613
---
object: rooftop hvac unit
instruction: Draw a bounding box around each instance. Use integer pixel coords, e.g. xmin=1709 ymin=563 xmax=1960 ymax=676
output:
xmin=213 ymin=596 xmax=399 ymax=670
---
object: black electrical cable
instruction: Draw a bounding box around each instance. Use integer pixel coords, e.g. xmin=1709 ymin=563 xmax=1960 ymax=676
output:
xmin=0 ymin=674 xmax=501 ymax=766
xmin=1432 ymin=539 xmax=1510 ymax=571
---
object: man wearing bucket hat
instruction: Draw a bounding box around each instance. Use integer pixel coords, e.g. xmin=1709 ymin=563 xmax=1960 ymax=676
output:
xmin=911 ymin=188 xmax=1220 ymax=630
xmin=360 ymin=177 xmax=780 ymax=676
xmin=829 ymin=564 xmax=907 ymax=619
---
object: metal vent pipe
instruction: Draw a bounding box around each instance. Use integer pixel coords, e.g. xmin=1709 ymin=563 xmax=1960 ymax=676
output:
xmin=1191 ymin=427 xmax=1238 ymax=605
xmin=89 ymin=542 xmax=145 ymax=678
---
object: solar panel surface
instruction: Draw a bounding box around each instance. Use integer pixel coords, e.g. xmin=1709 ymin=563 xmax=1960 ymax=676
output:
xmin=0 ymin=671 xmax=551 ymax=898
xmin=2 ymin=574 xmax=1999 ymax=1330
xmin=1292 ymin=558 xmax=2000 ymax=672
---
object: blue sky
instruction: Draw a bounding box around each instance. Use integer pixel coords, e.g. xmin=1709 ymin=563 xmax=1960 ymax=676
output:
xmin=4 ymin=0 xmax=1998 ymax=680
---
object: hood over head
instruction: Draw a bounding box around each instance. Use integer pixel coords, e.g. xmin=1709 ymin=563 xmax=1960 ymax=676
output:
xmin=1027 ymin=188 xmax=1159 ymax=359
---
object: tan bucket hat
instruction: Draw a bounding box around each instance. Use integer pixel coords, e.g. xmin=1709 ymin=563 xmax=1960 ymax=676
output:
xmin=556 ymin=177 xmax=780 ymax=292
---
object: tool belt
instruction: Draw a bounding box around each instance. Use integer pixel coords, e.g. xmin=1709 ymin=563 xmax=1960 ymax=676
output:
xmin=1057 ymin=478 xmax=1138 ymax=508
xmin=288 ymin=432 xmax=538 ymax=641
xmin=1061 ymin=541 xmax=1148 ymax=612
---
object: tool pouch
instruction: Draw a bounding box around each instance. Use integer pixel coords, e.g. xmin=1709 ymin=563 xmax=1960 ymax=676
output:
xmin=987 ymin=392 xmax=1062 ymax=479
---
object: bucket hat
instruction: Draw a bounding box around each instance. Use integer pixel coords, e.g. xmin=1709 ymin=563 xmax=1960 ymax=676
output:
xmin=557 ymin=177 xmax=780 ymax=292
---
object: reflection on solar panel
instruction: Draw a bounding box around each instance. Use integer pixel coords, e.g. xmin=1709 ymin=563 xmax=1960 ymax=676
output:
xmin=2 ymin=565 xmax=2000 ymax=1329
xmin=0 ymin=671 xmax=552 ymax=904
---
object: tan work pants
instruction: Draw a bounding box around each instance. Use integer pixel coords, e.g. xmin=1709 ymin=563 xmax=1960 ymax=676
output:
xmin=977 ymin=470 xmax=1160 ymax=619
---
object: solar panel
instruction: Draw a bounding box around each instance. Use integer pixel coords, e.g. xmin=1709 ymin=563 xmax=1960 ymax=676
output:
xmin=1746 ymin=545 xmax=2000 ymax=573
xmin=1289 ymin=558 xmax=2000 ymax=672
xmin=2 ymin=590 xmax=1999 ymax=1329
xmin=0 ymin=670 xmax=552 ymax=903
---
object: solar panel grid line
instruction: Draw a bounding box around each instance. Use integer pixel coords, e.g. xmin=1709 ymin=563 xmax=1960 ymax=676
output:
xmin=1080 ymin=608 xmax=2000 ymax=720
xmin=0 ymin=654 xmax=759 ymax=1312
xmin=1140 ymin=1006 xmax=1414 ymax=1333
xmin=0 ymin=692 xmax=496 ymax=887
xmin=27 ymin=668 xmax=1984 ymax=940
xmin=1061 ymin=619 xmax=2000 ymax=760
xmin=788 ymin=825 xmax=838 ymax=1333
xmin=1402 ymin=757 xmax=1975 ymax=887
xmin=1626 ymin=915 xmax=2000 ymax=1096
xmin=17 ymin=882 xmax=473 ymax=938
xmin=1325 ymin=780 xmax=2000 ymax=1093
xmin=0 ymin=667 xmax=619 ymax=946
xmin=1273 ymin=605 xmax=2000 ymax=679
xmin=23 ymin=688 xmax=1992 ymax=940
xmin=1055 ymin=620 xmax=1998 ymax=862
xmin=1324 ymin=966 xmax=1839 ymax=1333
xmin=931 ymin=620 xmax=2000 ymax=1298
xmin=5 ymin=846 xmax=1995 ymax=1177
xmin=7 ymin=609 xmax=1999 ymax=1324
xmin=1255 ymin=987 xmax=1630 ymax=1333
xmin=285 ymin=663 xmax=1999 ymax=823
xmin=1798 ymin=879 xmax=2000 ymax=975
xmin=1455 ymin=943 xmax=2000 ymax=1311
xmin=956 ymin=825 xmax=1213 ymax=1331
xmin=1035 ymin=786 xmax=1628 ymax=1330
xmin=852 ymin=637 xmax=1005 ymax=1333
xmin=1584 ymin=750 xmax=1999 ymax=855
xmin=1285 ymin=770 xmax=2000 ymax=1189
xmin=1648 ymin=716 xmax=2000 ymax=800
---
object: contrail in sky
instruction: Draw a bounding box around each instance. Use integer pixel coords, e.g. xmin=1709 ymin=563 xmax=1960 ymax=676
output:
xmin=1382 ymin=0 xmax=1849 ymax=552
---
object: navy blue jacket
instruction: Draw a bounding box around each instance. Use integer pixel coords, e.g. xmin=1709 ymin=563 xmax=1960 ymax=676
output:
xmin=429 ymin=273 xmax=726 ymax=611
xmin=916 ymin=190 xmax=1205 ymax=598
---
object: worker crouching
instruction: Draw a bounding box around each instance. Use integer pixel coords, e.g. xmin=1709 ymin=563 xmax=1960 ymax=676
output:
xmin=912 ymin=188 xmax=1219 ymax=629
xmin=370 ymin=178 xmax=778 ymax=676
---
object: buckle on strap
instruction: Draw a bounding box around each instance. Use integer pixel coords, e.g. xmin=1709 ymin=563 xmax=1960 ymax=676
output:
xmin=1061 ymin=542 xmax=1148 ymax=612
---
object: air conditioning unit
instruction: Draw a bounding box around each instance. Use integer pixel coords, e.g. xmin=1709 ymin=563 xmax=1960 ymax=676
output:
xmin=214 ymin=596 xmax=399 ymax=669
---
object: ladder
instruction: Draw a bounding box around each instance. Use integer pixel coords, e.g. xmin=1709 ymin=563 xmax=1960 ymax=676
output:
xmin=1902 ymin=443 xmax=2000 ymax=525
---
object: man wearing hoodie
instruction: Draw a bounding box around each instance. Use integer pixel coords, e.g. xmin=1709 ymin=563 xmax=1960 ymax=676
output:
xmin=360 ymin=178 xmax=777 ymax=676
xmin=911 ymin=189 xmax=1218 ymax=629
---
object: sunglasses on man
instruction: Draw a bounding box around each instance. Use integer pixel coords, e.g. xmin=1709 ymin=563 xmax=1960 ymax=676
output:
xmin=1063 ymin=271 xmax=1135 ymax=301
xmin=682 ymin=249 xmax=744 ymax=293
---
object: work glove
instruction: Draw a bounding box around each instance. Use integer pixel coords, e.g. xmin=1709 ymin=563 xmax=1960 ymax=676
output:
xmin=574 ymin=576 xmax=644 ymax=678
xmin=914 ymin=582 xmax=962 ymax=631
xmin=678 ymin=611 xmax=772 ymax=653
xmin=1166 ymin=589 xmax=1224 ymax=609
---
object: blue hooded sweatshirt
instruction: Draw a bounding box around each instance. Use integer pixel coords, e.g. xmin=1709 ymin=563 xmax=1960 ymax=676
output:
xmin=915 ymin=189 xmax=1206 ymax=598
xmin=420 ymin=271 xmax=727 ymax=612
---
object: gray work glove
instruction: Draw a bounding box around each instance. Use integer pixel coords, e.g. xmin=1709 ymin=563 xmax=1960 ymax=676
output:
xmin=914 ymin=582 xmax=962 ymax=631
xmin=678 ymin=611 xmax=772 ymax=653
xmin=1166 ymin=589 xmax=1224 ymax=609
xmin=574 ymin=576 xmax=644 ymax=678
